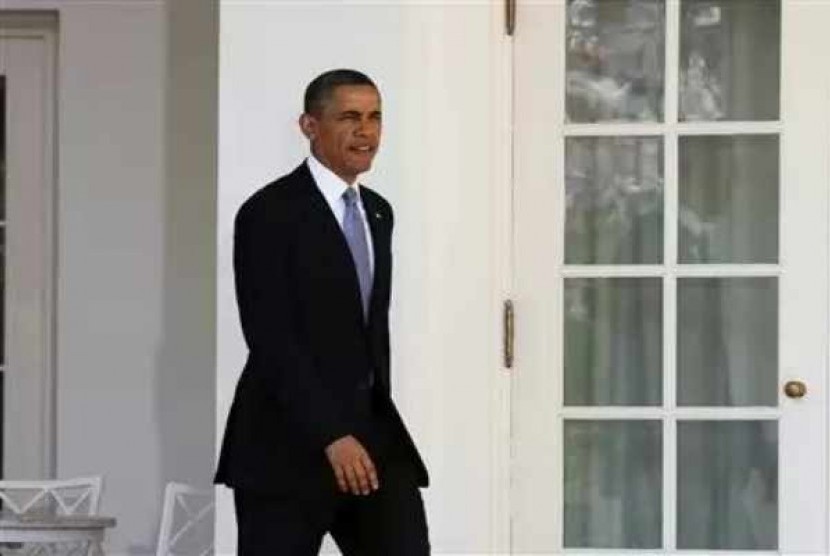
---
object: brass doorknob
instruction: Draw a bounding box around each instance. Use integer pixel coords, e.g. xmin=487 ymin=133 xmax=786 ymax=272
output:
xmin=784 ymin=380 xmax=807 ymax=399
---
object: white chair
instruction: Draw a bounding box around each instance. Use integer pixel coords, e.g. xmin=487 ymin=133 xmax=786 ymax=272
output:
xmin=155 ymin=483 xmax=214 ymax=556
xmin=0 ymin=477 xmax=102 ymax=517
xmin=0 ymin=476 xmax=103 ymax=555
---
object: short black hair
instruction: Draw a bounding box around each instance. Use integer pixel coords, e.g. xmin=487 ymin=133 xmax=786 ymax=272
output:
xmin=304 ymin=69 xmax=378 ymax=116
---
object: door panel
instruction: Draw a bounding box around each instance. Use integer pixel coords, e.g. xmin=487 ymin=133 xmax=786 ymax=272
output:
xmin=0 ymin=31 xmax=55 ymax=479
xmin=513 ymin=1 xmax=830 ymax=552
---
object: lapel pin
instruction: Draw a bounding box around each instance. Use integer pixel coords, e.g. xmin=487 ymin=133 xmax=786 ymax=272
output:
xmin=375 ymin=212 xmax=382 ymax=220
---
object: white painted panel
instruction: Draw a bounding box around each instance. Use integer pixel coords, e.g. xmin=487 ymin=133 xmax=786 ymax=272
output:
xmin=217 ymin=1 xmax=506 ymax=553
xmin=778 ymin=1 xmax=830 ymax=551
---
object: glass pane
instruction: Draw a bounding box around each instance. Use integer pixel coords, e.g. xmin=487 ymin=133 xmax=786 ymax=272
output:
xmin=680 ymin=0 xmax=780 ymax=121
xmin=678 ymin=278 xmax=777 ymax=406
xmin=566 ymin=0 xmax=665 ymax=122
xmin=1 ymin=76 xmax=5 ymax=219
xmin=0 ymin=369 xmax=3 ymax=478
xmin=678 ymin=421 xmax=778 ymax=550
xmin=0 ymin=227 xmax=4 ymax=367
xmin=0 ymin=76 xmax=5 ymax=477
xmin=678 ymin=135 xmax=778 ymax=263
xmin=0 ymin=77 xmax=4 ymax=368
xmin=564 ymin=420 xmax=662 ymax=548
xmin=565 ymin=278 xmax=662 ymax=405
xmin=566 ymin=136 xmax=663 ymax=264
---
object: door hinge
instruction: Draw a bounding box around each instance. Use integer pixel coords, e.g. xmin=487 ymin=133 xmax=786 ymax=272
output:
xmin=505 ymin=0 xmax=516 ymax=36
xmin=503 ymin=299 xmax=515 ymax=369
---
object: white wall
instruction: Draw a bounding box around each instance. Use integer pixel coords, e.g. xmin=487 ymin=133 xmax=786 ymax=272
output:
xmin=2 ymin=1 xmax=218 ymax=553
xmin=217 ymin=2 xmax=510 ymax=553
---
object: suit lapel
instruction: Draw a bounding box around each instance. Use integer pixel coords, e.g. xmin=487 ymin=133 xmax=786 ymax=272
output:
xmin=360 ymin=188 xmax=390 ymax=327
xmin=295 ymin=164 xmax=366 ymax=325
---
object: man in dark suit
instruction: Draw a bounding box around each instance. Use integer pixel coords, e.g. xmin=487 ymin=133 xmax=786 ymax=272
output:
xmin=215 ymin=69 xmax=430 ymax=554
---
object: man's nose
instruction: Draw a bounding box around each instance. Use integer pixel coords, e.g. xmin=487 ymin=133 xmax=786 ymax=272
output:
xmin=354 ymin=118 xmax=377 ymax=137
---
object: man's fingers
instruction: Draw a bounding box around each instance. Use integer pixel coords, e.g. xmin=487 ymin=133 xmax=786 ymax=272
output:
xmin=353 ymin=458 xmax=371 ymax=495
xmin=344 ymin=464 xmax=362 ymax=496
xmin=325 ymin=436 xmax=379 ymax=496
xmin=361 ymin=454 xmax=379 ymax=491
xmin=333 ymin=464 xmax=349 ymax=494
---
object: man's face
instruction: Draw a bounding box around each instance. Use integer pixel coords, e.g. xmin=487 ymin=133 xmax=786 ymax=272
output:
xmin=300 ymin=85 xmax=382 ymax=184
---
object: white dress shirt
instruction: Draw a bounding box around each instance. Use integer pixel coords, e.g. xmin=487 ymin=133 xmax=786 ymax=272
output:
xmin=306 ymin=155 xmax=375 ymax=274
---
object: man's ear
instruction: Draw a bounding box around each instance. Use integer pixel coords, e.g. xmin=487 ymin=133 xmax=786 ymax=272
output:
xmin=299 ymin=113 xmax=316 ymax=141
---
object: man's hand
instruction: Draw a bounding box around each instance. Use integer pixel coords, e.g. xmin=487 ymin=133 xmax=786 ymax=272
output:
xmin=325 ymin=435 xmax=379 ymax=495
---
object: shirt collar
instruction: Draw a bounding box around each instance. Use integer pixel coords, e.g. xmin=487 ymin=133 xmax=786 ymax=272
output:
xmin=306 ymin=154 xmax=361 ymax=208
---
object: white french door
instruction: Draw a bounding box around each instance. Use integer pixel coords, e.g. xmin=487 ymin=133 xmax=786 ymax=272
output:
xmin=512 ymin=0 xmax=830 ymax=553
xmin=0 ymin=25 xmax=56 ymax=479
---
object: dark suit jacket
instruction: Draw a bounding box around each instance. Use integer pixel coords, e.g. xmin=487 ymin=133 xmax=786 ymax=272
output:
xmin=215 ymin=162 xmax=428 ymax=496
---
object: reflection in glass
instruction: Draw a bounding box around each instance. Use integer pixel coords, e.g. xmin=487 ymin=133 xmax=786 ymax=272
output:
xmin=1 ymin=76 xmax=4 ymax=219
xmin=0 ymin=370 xmax=3 ymax=478
xmin=566 ymin=0 xmax=665 ymax=122
xmin=678 ymin=421 xmax=778 ymax=550
xmin=679 ymin=135 xmax=778 ymax=263
xmin=0 ymin=77 xmax=4 ymax=367
xmin=0 ymin=228 xmax=4 ymax=367
xmin=680 ymin=0 xmax=780 ymax=121
xmin=565 ymin=278 xmax=662 ymax=406
xmin=1 ymin=76 xmax=5 ymax=475
xmin=678 ymin=278 xmax=777 ymax=406
xmin=564 ymin=420 xmax=662 ymax=548
xmin=566 ymin=136 xmax=663 ymax=264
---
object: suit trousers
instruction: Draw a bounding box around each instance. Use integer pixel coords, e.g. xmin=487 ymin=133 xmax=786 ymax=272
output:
xmin=233 ymin=401 xmax=430 ymax=555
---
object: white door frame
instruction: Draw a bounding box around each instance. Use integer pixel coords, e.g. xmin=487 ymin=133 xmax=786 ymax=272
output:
xmin=0 ymin=15 xmax=57 ymax=480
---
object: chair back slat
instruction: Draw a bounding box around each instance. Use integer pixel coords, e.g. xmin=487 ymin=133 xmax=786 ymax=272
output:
xmin=0 ymin=477 xmax=102 ymax=517
xmin=155 ymin=483 xmax=214 ymax=556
